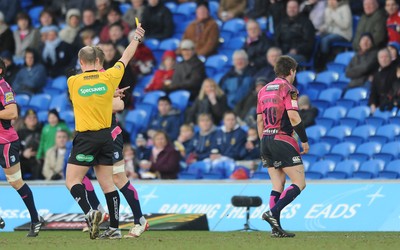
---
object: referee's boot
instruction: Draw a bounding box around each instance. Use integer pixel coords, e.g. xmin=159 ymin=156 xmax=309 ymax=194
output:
xmin=27 ymin=216 xmax=45 ymax=237
xmin=0 ymin=216 xmax=5 ymax=229
xmin=98 ymin=227 xmax=122 ymax=239
xmin=262 ymin=211 xmax=295 ymax=238
xmin=86 ymin=210 xmax=102 ymax=239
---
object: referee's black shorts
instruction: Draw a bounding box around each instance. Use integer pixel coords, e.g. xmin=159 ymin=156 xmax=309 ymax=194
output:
xmin=68 ymin=128 xmax=114 ymax=166
xmin=261 ymin=134 xmax=303 ymax=168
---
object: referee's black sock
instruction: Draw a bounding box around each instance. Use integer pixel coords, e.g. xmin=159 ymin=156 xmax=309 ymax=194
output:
xmin=119 ymin=181 xmax=143 ymax=224
xmin=17 ymin=184 xmax=39 ymax=223
xmin=105 ymin=190 xmax=120 ymax=229
xmin=70 ymin=184 xmax=92 ymax=214
xmin=271 ymin=184 xmax=301 ymax=218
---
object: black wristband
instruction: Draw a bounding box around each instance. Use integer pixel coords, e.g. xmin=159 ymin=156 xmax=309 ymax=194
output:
xmin=293 ymin=121 xmax=308 ymax=143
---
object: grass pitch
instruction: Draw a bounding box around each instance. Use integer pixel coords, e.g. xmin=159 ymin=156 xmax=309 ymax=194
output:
xmin=0 ymin=231 xmax=399 ymax=250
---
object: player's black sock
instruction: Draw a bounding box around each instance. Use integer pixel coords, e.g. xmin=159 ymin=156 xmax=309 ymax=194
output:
xmin=119 ymin=181 xmax=143 ymax=224
xmin=17 ymin=184 xmax=39 ymax=223
xmin=82 ymin=176 xmax=102 ymax=212
xmin=105 ymin=190 xmax=120 ymax=228
xmin=271 ymin=184 xmax=301 ymax=218
xmin=70 ymin=184 xmax=92 ymax=214
xmin=269 ymin=190 xmax=281 ymax=226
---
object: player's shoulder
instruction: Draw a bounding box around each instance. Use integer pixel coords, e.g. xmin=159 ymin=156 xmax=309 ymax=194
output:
xmin=0 ymin=78 xmax=13 ymax=93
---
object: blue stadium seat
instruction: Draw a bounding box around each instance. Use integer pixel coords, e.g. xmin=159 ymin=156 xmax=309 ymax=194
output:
xmin=0 ymin=167 xmax=6 ymax=180
xmin=326 ymin=51 xmax=355 ymax=73
xmin=344 ymin=124 xmax=376 ymax=145
xmin=252 ymin=165 xmax=270 ymax=179
xmin=365 ymin=108 xmax=398 ymax=128
xmin=302 ymin=154 xmax=318 ymax=171
xmin=308 ymin=142 xmax=331 ymax=158
xmin=352 ymin=159 xmax=384 ymax=179
xmin=313 ymin=88 xmax=342 ymax=109
xmin=169 ymin=90 xmax=191 ymax=112
xmin=212 ymin=72 xmax=225 ymax=84
xmin=209 ymin=1 xmax=219 ymax=19
xmin=373 ymin=141 xmax=400 ymax=163
xmin=340 ymin=106 xmax=370 ymax=128
xmin=378 ymin=160 xmax=400 ymax=179
xmin=28 ymin=6 xmax=44 ymax=27
xmin=136 ymin=74 xmax=154 ymax=88
xmin=15 ymin=94 xmax=30 ymax=108
xmin=142 ymin=90 xmax=167 ymax=108
xmin=336 ymin=87 xmax=368 ymax=109
xmin=324 ymin=142 xmax=356 ymax=162
xmin=218 ymin=37 xmax=246 ymax=58
xmin=144 ymin=39 xmax=160 ymax=50
xmin=296 ymin=70 xmax=316 ymax=88
xmin=176 ymin=2 xmax=197 ymax=18
xmin=165 ymin=2 xmax=178 ymax=13
xmin=159 ymin=38 xmax=180 ymax=51
xmin=326 ymin=160 xmax=360 ymax=179
xmin=320 ymin=125 xmax=352 ymax=145
xmin=368 ymin=124 xmax=400 ymax=144
xmin=37 ymin=110 xmax=49 ymax=124
xmin=256 ymin=17 xmax=267 ymax=31
xmin=203 ymin=160 xmax=235 ymax=179
xmin=179 ymin=161 xmax=210 ymax=179
xmin=125 ymin=110 xmax=148 ymax=142
xmin=205 ymin=54 xmax=228 ymax=77
xmin=309 ymin=70 xmax=339 ymax=91
xmin=299 ymin=36 xmax=320 ymax=71
xmin=45 ymin=75 xmax=68 ymax=95
xmin=306 ymin=125 xmax=327 ymax=144
xmin=306 ymin=160 xmax=335 ymax=179
xmin=59 ymin=110 xmax=75 ymax=129
xmin=49 ymin=93 xmax=72 ymax=113
xmin=119 ymin=3 xmax=131 ymax=14
xmin=135 ymin=103 xmax=155 ymax=126
xmin=173 ymin=20 xmax=191 ymax=39
xmin=303 ymin=88 xmax=319 ymax=101
xmin=348 ymin=142 xmax=382 ymax=162
xmin=221 ymin=18 xmax=246 ymax=39
xmin=316 ymin=106 xmax=347 ymax=130
xmin=27 ymin=93 xmax=52 ymax=112
xmin=332 ymin=15 xmax=360 ymax=50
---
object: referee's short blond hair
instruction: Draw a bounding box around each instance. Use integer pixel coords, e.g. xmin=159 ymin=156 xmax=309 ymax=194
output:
xmin=78 ymin=46 xmax=97 ymax=65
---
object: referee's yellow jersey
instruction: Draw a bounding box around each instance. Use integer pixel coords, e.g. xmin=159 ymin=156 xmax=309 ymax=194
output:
xmin=67 ymin=61 xmax=125 ymax=132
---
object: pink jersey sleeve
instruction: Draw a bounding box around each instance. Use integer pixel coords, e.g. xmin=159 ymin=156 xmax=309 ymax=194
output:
xmin=282 ymin=84 xmax=299 ymax=111
xmin=0 ymin=82 xmax=16 ymax=106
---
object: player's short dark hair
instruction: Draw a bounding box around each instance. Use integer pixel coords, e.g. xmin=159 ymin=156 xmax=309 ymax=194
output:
xmin=274 ymin=55 xmax=298 ymax=78
xmin=158 ymin=96 xmax=172 ymax=104
xmin=94 ymin=46 xmax=105 ymax=66
xmin=0 ymin=58 xmax=6 ymax=77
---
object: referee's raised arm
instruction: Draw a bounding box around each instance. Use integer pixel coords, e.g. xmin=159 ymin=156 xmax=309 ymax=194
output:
xmin=119 ymin=23 xmax=145 ymax=66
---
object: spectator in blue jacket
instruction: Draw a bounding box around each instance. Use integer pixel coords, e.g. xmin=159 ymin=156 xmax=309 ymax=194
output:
xmin=215 ymin=111 xmax=247 ymax=160
xmin=147 ymin=96 xmax=182 ymax=141
xmin=13 ymin=48 xmax=47 ymax=95
xmin=239 ymin=127 xmax=260 ymax=160
xmin=220 ymin=50 xmax=255 ymax=109
xmin=185 ymin=113 xmax=218 ymax=163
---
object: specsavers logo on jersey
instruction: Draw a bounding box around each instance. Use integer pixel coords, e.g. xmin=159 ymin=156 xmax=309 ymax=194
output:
xmin=76 ymin=154 xmax=94 ymax=162
xmin=78 ymin=83 xmax=108 ymax=97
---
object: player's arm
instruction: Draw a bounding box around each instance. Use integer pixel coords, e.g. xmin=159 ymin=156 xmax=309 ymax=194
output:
xmin=112 ymin=97 xmax=124 ymax=113
xmin=257 ymin=113 xmax=264 ymax=140
xmin=0 ymin=103 xmax=18 ymax=120
xmin=287 ymin=110 xmax=309 ymax=154
xmin=119 ymin=23 xmax=145 ymax=67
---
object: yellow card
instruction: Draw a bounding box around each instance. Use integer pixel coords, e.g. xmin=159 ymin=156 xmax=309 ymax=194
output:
xmin=135 ymin=17 xmax=139 ymax=26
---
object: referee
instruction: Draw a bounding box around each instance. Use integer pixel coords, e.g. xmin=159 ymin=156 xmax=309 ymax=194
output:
xmin=65 ymin=24 xmax=145 ymax=240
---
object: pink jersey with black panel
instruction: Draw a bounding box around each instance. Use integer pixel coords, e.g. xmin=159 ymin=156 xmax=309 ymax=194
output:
xmin=257 ymin=78 xmax=299 ymax=136
xmin=0 ymin=78 xmax=19 ymax=144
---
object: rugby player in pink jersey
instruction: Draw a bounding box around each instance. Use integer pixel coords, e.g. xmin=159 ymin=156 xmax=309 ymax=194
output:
xmin=257 ymin=55 xmax=309 ymax=238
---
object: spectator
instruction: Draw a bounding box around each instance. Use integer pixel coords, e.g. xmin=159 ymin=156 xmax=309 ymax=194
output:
xmin=145 ymin=50 xmax=176 ymax=92
xmin=385 ymin=0 xmax=400 ymax=44
xmin=108 ymin=22 xmax=129 ymax=54
xmin=388 ymin=43 xmax=400 ymax=63
xmin=40 ymin=25 xmax=76 ymax=77
xmin=345 ymin=32 xmax=379 ymax=88
xmin=369 ymin=48 xmax=398 ymax=113
xmin=275 ymin=0 xmax=316 ymax=63
xmin=140 ymin=131 xmax=181 ymax=179
xmin=99 ymin=6 xmax=131 ymax=43
xmin=245 ymin=0 xmax=269 ymax=19
xmin=147 ymin=96 xmax=182 ymax=141
xmin=298 ymin=95 xmax=319 ymax=128
xmin=220 ymin=49 xmax=255 ymax=109
xmin=127 ymin=30 xmax=155 ymax=76
xmin=13 ymin=49 xmax=47 ymax=95
xmin=123 ymin=144 xmax=140 ymax=179
xmin=39 ymin=8 xmax=58 ymax=29
xmin=215 ymin=111 xmax=247 ymax=160
xmin=0 ymin=50 xmax=19 ymax=84
xmin=268 ymin=0 xmax=287 ymax=32
xmin=174 ymin=124 xmax=195 ymax=158
xmin=218 ymin=0 xmax=247 ymax=22
xmin=73 ymin=9 xmax=103 ymax=47
xmin=37 ymin=109 xmax=71 ymax=161
xmin=42 ymin=130 xmax=69 ymax=180
xmin=141 ymin=0 xmax=174 ymax=40
xmin=352 ymin=0 xmax=387 ymax=51
xmin=185 ymin=78 xmax=229 ymax=125
xmin=43 ymin=0 xmax=96 ymax=17
xmin=79 ymin=29 xmax=98 ymax=47
xmin=239 ymin=127 xmax=261 ymax=161
xmin=59 ymin=8 xmax=82 ymax=45
xmin=318 ymin=0 xmax=353 ymax=61
xmin=234 ymin=76 xmax=268 ymax=127
xmin=123 ymin=0 xmax=145 ymax=28
xmin=13 ymin=12 xmax=42 ymax=59
xmin=95 ymin=0 xmax=111 ymax=23
xmin=254 ymin=47 xmax=282 ymax=82
xmin=182 ymin=1 xmax=220 ymax=57
xmin=185 ymin=113 xmax=218 ymax=162
xmin=16 ymin=109 xmax=42 ymax=180
xmin=134 ymin=133 xmax=152 ymax=160
xmin=300 ymin=0 xmax=326 ymax=31
xmin=0 ymin=11 xmax=15 ymax=54
xmin=243 ymin=19 xmax=274 ymax=70
xmin=392 ymin=64 xmax=400 ymax=108
xmin=165 ymin=39 xmax=206 ymax=100
xmin=0 ymin=0 xmax=19 ymax=24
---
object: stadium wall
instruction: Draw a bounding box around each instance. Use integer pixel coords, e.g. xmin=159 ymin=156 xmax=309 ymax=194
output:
xmin=0 ymin=180 xmax=399 ymax=232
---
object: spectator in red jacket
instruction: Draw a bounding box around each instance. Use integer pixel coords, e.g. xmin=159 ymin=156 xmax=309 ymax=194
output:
xmin=145 ymin=50 xmax=176 ymax=92
xmin=385 ymin=0 xmax=400 ymax=44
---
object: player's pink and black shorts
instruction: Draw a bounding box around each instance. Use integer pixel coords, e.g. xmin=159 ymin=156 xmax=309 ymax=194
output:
xmin=0 ymin=140 xmax=21 ymax=169
xmin=68 ymin=128 xmax=114 ymax=166
xmin=261 ymin=134 xmax=303 ymax=168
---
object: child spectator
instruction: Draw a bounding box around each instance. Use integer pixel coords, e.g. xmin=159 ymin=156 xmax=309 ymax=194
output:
xmin=42 ymin=130 xmax=69 ymax=180
xmin=174 ymin=124 xmax=195 ymax=158
xmin=145 ymin=50 xmax=176 ymax=92
xmin=298 ymin=95 xmax=319 ymax=128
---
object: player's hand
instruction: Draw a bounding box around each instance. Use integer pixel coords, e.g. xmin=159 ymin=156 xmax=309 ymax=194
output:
xmin=114 ymin=86 xmax=130 ymax=98
xmin=300 ymin=142 xmax=309 ymax=155
xmin=135 ymin=23 xmax=145 ymax=40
